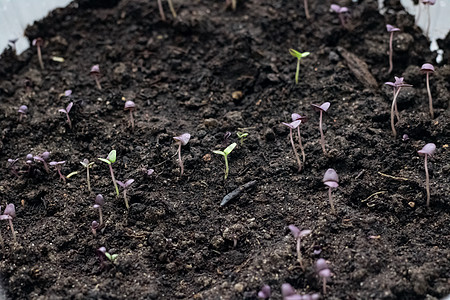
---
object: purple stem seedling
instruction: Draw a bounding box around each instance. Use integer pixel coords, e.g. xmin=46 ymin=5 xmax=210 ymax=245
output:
xmin=292 ymin=113 xmax=308 ymax=163
xmin=81 ymin=159 xmax=95 ymax=192
xmin=173 ymin=133 xmax=191 ymax=177
xmin=18 ymin=105 xmax=28 ymax=122
xmin=316 ymin=258 xmax=331 ymax=295
xmin=289 ymin=49 xmax=310 ymax=84
xmin=213 ymin=142 xmax=237 ymax=179
xmin=0 ymin=204 xmax=17 ymax=244
xmin=311 ymin=102 xmax=330 ymax=155
xmin=117 ymin=179 xmax=134 ymax=210
xmin=34 ymin=151 xmax=50 ymax=173
xmin=32 ymin=38 xmax=44 ymax=70
xmin=282 ymin=120 xmax=302 ymax=172
xmin=331 ymin=4 xmax=350 ymax=28
xmin=385 ymin=76 xmax=412 ymax=137
xmin=386 ymin=25 xmax=400 ymax=74
xmin=98 ymin=150 xmax=119 ymax=196
xmin=281 ymin=283 xmax=302 ymax=300
xmin=58 ymin=102 xmax=73 ymax=129
xmin=90 ymin=65 xmax=102 ymax=90
xmin=323 ymin=168 xmax=339 ymax=214
xmin=93 ymin=194 xmax=105 ymax=225
xmin=418 ymin=143 xmax=436 ymax=207
xmin=49 ymin=161 xmax=66 ymax=183
xmin=124 ymin=100 xmax=136 ymax=131
xmin=288 ymin=225 xmax=311 ymax=270
xmin=257 ymin=285 xmax=271 ymax=299
xmin=421 ymin=63 xmax=435 ymax=119
xmin=91 ymin=220 xmax=99 ymax=236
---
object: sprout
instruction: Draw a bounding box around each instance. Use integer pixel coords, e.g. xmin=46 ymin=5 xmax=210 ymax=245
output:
xmin=292 ymin=113 xmax=308 ymax=163
xmin=316 ymin=258 xmax=331 ymax=295
xmin=0 ymin=204 xmax=17 ymax=244
xmin=257 ymin=285 xmax=271 ymax=299
xmin=34 ymin=151 xmax=50 ymax=173
xmin=236 ymin=131 xmax=249 ymax=145
xmin=213 ymin=142 xmax=237 ymax=179
xmin=418 ymin=143 xmax=436 ymax=207
xmin=289 ymin=49 xmax=310 ymax=85
xmin=385 ymin=76 xmax=412 ymax=137
xmin=330 ymin=4 xmax=350 ymax=28
xmin=91 ymin=220 xmax=99 ymax=236
xmin=323 ymin=168 xmax=339 ymax=214
xmin=94 ymin=194 xmax=105 ymax=225
xmin=81 ymin=159 xmax=95 ymax=192
xmin=288 ymin=225 xmax=311 ymax=270
xmin=146 ymin=168 xmax=155 ymax=177
xmin=124 ymin=100 xmax=136 ymax=131
xmin=32 ymin=37 xmax=44 ymax=70
xmin=98 ymin=150 xmax=119 ymax=196
xmin=311 ymin=102 xmax=330 ymax=155
xmin=386 ymin=25 xmax=400 ymax=74
xmin=90 ymin=65 xmax=102 ymax=90
xmin=281 ymin=283 xmax=301 ymax=300
xmin=420 ymin=63 xmax=435 ymax=119
xmin=7 ymin=158 xmax=19 ymax=177
xmin=282 ymin=120 xmax=302 ymax=172
xmin=18 ymin=105 xmax=28 ymax=121
xmin=58 ymin=102 xmax=73 ymax=129
xmin=117 ymin=179 xmax=134 ymax=210
xmin=49 ymin=161 xmax=66 ymax=183
xmin=173 ymin=133 xmax=191 ymax=177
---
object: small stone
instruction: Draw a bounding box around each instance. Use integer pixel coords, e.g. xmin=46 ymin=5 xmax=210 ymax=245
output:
xmin=203 ymin=118 xmax=218 ymax=128
xmin=234 ymin=283 xmax=244 ymax=293
xmin=232 ymin=91 xmax=243 ymax=100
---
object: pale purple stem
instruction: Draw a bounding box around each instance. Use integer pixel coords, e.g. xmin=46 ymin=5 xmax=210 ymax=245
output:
xmin=289 ymin=128 xmax=302 ymax=172
xmin=124 ymin=189 xmax=129 ymax=210
xmin=388 ymin=32 xmax=394 ymax=74
xmin=129 ymin=110 xmax=135 ymax=130
xmin=328 ymin=187 xmax=336 ymax=214
xmin=296 ymin=237 xmax=304 ymax=269
xmin=109 ymin=164 xmax=119 ymax=196
xmin=323 ymin=277 xmax=327 ymax=295
xmin=297 ymin=127 xmax=305 ymax=163
xmin=158 ymin=0 xmax=166 ymax=21
xmin=390 ymin=87 xmax=402 ymax=137
xmin=426 ymin=73 xmax=434 ymax=119
xmin=424 ymin=154 xmax=430 ymax=207
xmin=57 ymin=168 xmax=66 ymax=183
xmin=304 ymin=0 xmax=310 ymax=19
xmin=178 ymin=143 xmax=184 ymax=176
xmin=9 ymin=219 xmax=16 ymax=244
xmin=94 ymin=76 xmax=102 ymax=90
xmin=319 ymin=111 xmax=327 ymax=155
xmin=37 ymin=46 xmax=44 ymax=70
xmin=86 ymin=167 xmax=91 ymax=192
xmin=99 ymin=207 xmax=103 ymax=226
xmin=66 ymin=113 xmax=72 ymax=129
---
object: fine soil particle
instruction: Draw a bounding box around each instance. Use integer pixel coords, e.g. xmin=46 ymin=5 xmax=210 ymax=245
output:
xmin=0 ymin=0 xmax=449 ymax=299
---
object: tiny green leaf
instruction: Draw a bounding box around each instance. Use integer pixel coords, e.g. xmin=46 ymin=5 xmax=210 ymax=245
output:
xmin=111 ymin=254 xmax=118 ymax=261
xmin=224 ymin=143 xmax=237 ymax=155
xmin=107 ymin=150 xmax=117 ymax=163
xmin=105 ymin=252 xmax=112 ymax=261
xmin=212 ymin=150 xmax=225 ymax=156
xmin=66 ymin=171 xmax=78 ymax=178
xmin=301 ymin=52 xmax=310 ymax=58
xmin=236 ymin=132 xmax=248 ymax=139
xmin=289 ymin=49 xmax=301 ymax=59
xmin=98 ymin=158 xmax=111 ymax=165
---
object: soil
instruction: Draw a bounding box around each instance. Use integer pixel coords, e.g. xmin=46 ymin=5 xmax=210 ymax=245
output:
xmin=0 ymin=0 xmax=449 ymax=299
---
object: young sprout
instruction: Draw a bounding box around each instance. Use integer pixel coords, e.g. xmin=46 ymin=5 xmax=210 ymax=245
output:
xmin=7 ymin=158 xmax=19 ymax=177
xmin=236 ymin=131 xmax=249 ymax=145
xmin=0 ymin=204 xmax=17 ymax=244
xmin=117 ymin=179 xmax=134 ymax=210
xmin=292 ymin=113 xmax=308 ymax=163
xmin=386 ymin=25 xmax=400 ymax=74
xmin=81 ymin=159 xmax=95 ymax=192
xmin=124 ymin=101 xmax=136 ymax=131
xmin=288 ymin=225 xmax=312 ymax=270
xmin=98 ymin=150 xmax=119 ymax=196
xmin=49 ymin=161 xmax=66 ymax=183
xmin=316 ymin=258 xmax=331 ymax=295
xmin=385 ymin=77 xmax=412 ymax=137
xmin=18 ymin=105 xmax=28 ymax=121
xmin=32 ymin=37 xmax=44 ymax=70
xmin=97 ymin=247 xmax=118 ymax=266
xmin=282 ymin=120 xmax=302 ymax=172
xmin=257 ymin=285 xmax=271 ymax=299
xmin=330 ymin=4 xmax=350 ymax=28
xmin=93 ymin=194 xmax=105 ymax=225
xmin=91 ymin=220 xmax=99 ymax=236
xmin=323 ymin=168 xmax=339 ymax=214
xmin=34 ymin=151 xmax=50 ymax=173
xmin=311 ymin=102 xmax=330 ymax=155
xmin=146 ymin=168 xmax=155 ymax=177
xmin=90 ymin=65 xmax=102 ymax=90
xmin=303 ymin=0 xmax=310 ymax=20
xmin=289 ymin=49 xmax=310 ymax=84
xmin=213 ymin=142 xmax=237 ymax=179
xmin=58 ymin=102 xmax=73 ymax=129
xmin=281 ymin=283 xmax=301 ymax=300
xmin=173 ymin=133 xmax=191 ymax=177
xmin=421 ymin=63 xmax=435 ymax=119
xmin=418 ymin=143 xmax=436 ymax=207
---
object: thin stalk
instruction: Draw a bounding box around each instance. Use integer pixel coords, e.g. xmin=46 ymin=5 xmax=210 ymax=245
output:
xmin=393 ymin=87 xmax=400 ymax=121
xmin=42 ymin=161 xmax=50 ymax=173
xmin=388 ymin=32 xmax=394 ymax=74
xmin=0 ymin=230 xmax=4 ymax=252
xmin=177 ymin=143 xmax=184 ymax=176
xmin=167 ymin=0 xmax=177 ymax=18
xmin=297 ymin=127 xmax=305 ymax=163
xmin=303 ymin=0 xmax=310 ymax=19
xmin=129 ymin=110 xmax=135 ymax=131
xmin=224 ymin=155 xmax=229 ymax=179
xmin=158 ymin=0 xmax=166 ymax=21
xmin=426 ymin=73 xmax=434 ymax=119
xmin=319 ymin=111 xmax=327 ymax=155
xmin=295 ymin=59 xmax=300 ymax=84
xmin=9 ymin=219 xmax=16 ymax=244
xmin=108 ymin=164 xmax=119 ymax=196
xmin=296 ymin=237 xmax=304 ymax=270
xmin=66 ymin=113 xmax=72 ymax=129
xmin=425 ymin=154 xmax=430 ymax=207
xmin=86 ymin=167 xmax=91 ymax=192
xmin=37 ymin=46 xmax=44 ymax=70
xmin=57 ymin=168 xmax=66 ymax=183
xmin=99 ymin=207 xmax=103 ymax=226
xmin=289 ymin=128 xmax=302 ymax=172
xmin=123 ymin=189 xmax=129 ymax=210
xmin=94 ymin=76 xmax=102 ymax=90
xmin=390 ymin=87 xmax=402 ymax=137
xmin=231 ymin=0 xmax=236 ymax=10
xmin=323 ymin=278 xmax=327 ymax=295
xmin=328 ymin=187 xmax=336 ymax=214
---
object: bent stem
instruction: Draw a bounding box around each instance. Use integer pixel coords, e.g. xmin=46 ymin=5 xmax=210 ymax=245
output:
xmin=390 ymin=87 xmax=402 ymax=137
xmin=289 ymin=128 xmax=302 ymax=172
xmin=99 ymin=207 xmax=103 ymax=226
xmin=296 ymin=237 xmax=304 ymax=270
xmin=157 ymin=0 xmax=166 ymax=21
xmin=37 ymin=46 xmax=44 ymax=70
xmin=297 ymin=127 xmax=305 ymax=163
xmin=9 ymin=219 xmax=16 ymax=244
xmin=57 ymin=168 xmax=66 ymax=183
xmin=94 ymin=76 xmax=102 ymax=90
xmin=319 ymin=111 xmax=327 ymax=155
xmin=109 ymin=164 xmax=119 ymax=196
xmin=177 ymin=143 xmax=184 ymax=176
xmin=328 ymin=187 xmax=336 ymax=214
xmin=426 ymin=73 xmax=434 ymax=119
xmin=123 ymin=189 xmax=129 ymax=210
xmin=304 ymin=0 xmax=310 ymax=19
xmin=424 ymin=154 xmax=430 ymax=207
xmin=66 ymin=114 xmax=72 ymax=129
xmin=295 ymin=59 xmax=300 ymax=84
xmin=167 ymin=0 xmax=177 ymax=17
xmin=388 ymin=32 xmax=394 ymax=74
xmin=224 ymin=156 xmax=230 ymax=179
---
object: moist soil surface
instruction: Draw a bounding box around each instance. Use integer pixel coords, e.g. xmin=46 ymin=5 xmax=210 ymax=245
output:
xmin=0 ymin=0 xmax=449 ymax=299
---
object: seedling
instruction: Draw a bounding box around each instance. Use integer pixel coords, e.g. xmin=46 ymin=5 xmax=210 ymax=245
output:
xmin=93 ymin=194 xmax=105 ymax=225
xmin=289 ymin=49 xmax=310 ymax=84
xmin=236 ymin=131 xmax=248 ymax=145
xmin=90 ymin=65 xmax=102 ymax=90
xmin=323 ymin=168 xmax=339 ymax=214
xmin=7 ymin=158 xmax=19 ymax=177
xmin=385 ymin=76 xmax=412 ymax=137
xmin=282 ymin=120 xmax=302 ymax=172
xmin=146 ymin=168 xmax=155 ymax=177
xmin=98 ymin=150 xmax=119 ymax=196
xmin=81 ymin=159 xmax=95 ymax=192
xmin=49 ymin=161 xmax=66 ymax=183
xmin=58 ymin=102 xmax=73 ymax=129
xmin=257 ymin=285 xmax=271 ymax=299
xmin=288 ymin=225 xmax=311 ymax=270
xmin=124 ymin=100 xmax=136 ymax=130
xmin=173 ymin=133 xmax=191 ymax=177
xmin=18 ymin=105 xmax=28 ymax=121
xmin=281 ymin=283 xmax=301 ymax=300
xmin=0 ymin=204 xmax=17 ymax=243
xmin=91 ymin=220 xmax=99 ymax=236
xmin=292 ymin=113 xmax=308 ymax=163
xmin=311 ymin=102 xmax=330 ymax=155
xmin=421 ymin=63 xmax=435 ymax=119
xmin=213 ymin=142 xmax=237 ymax=179
xmin=34 ymin=151 xmax=50 ymax=173
xmin=316 ymin=258 xmax=331 ymax=295
xmin=97 ymin=247 xmax=118 ymax=267
xmin=386 ymin=25 xmax=400 ymax=74
xmin=418 ymin=143 xmax=436 ymax=207
xmin=59 ymin=89 xmax=72 ymax=99
xmin=223 ymin=131 xmax=232 ymax=147
xmin=117 ymin=179 xmax=134 ymax=210
xmin=330 ymin=4 xmax=350 ymax=28
xmin=32 ymin=37 xmax=44 ymax=70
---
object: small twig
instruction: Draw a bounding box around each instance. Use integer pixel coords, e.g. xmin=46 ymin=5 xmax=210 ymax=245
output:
xmin=362 ymin=191 xmax=387 ymax=203
xmin=221 ymin=180 xmax=257 ymax=206
xmin=378 ymin=172 xmax=409 ymax=181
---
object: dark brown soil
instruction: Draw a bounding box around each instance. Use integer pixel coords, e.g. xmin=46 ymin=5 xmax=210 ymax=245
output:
xmin=0 ymin=0 xmax=449 ymax=299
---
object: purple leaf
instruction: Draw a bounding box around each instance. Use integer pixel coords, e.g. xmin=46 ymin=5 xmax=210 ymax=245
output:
xmin=95 ymin=194 xmax=105 ymax=206
xmin=386 ymin=24 xmax=400 ymax=32
xmin=257 ymin=285 xmax=271 ymax=299
xmin=420 ymin=63 xmax=435 ymax=73
xmin=289 ymin=225 xmax=300 ymax=238
xmin=418 ymin=143 xmax=436 ymax=156
xmin=124 ymin=100 xmax=136 ymax=110
xmin=282 ymin=120 xmax=301 ymax=129
xmin=323 ymin=168 xmax=339 ymax=188
xmin=4 ymin=204 xmax=16 ymax=218
xmin=173 ymin=133 xmax=191 ymax=146
xmin=66 ymin=102 xmax=73 ymax=113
